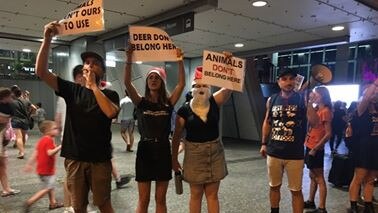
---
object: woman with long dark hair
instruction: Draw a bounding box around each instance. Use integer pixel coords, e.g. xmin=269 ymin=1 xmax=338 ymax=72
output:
xmin=304 ymin=86 xmax=333 ymax=213
xmin=124 ymin=47 xmax=185 ymax=213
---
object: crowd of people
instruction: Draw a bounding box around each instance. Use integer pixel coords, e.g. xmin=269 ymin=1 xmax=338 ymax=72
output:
xmin=0 ymin=20 xmax=377 ymax=213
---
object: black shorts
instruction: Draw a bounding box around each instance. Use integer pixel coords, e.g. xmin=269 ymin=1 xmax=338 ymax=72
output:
xmin=11 ymin=120 xmax=28 ymax=131
xmin=351 ymin=139 xmax=378 ymax=170
xmin=135 ymin=140 xmax=172 ymax=182
xmin=305 ymin=147 xmax=324 ymax=169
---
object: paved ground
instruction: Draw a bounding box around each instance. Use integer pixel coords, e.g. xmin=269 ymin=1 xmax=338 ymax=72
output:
xmin=0 ymin=125 xmax=376 ymax=213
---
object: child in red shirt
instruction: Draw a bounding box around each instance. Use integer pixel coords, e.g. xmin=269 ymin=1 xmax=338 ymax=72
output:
xmin=24 ymin=120 xmax=63 ymax=211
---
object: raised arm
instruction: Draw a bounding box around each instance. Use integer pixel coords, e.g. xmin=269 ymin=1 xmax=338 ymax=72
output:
xmin=35 ymin=21 xmax=59 ymax=91
xmin=124 ymin=47 xmax=142 ymax=106
xmin=213 ymin=88 xmax=232 ymax=106
xmin=168 ymin=48 xmax=186 ymax=106
xmin=357 ymin=78 xmax=378 ymax=116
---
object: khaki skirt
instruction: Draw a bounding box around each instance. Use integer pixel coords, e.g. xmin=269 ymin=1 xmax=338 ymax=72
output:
xmin=183 ymin=138 xmax=228 ymax=184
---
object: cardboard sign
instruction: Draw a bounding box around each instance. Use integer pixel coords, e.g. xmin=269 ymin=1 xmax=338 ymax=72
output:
xmin=129 ymin=26 xmax=178 ymax=62
xmin=202 ymin=50 xmax=246 ymax=92
xmin=57 ymin=0 xmax=104 ymax=36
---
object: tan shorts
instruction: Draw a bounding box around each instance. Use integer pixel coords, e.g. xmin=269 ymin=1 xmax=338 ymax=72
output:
xmin=64 ymin=159 xmax=112 ymax=209
xmin=267 ymin=155 xmax=304 ymax=191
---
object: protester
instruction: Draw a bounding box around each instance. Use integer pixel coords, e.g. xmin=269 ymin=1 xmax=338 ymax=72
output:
xmin=303 ymin=86 xmax=333 ymax=213
xmin=172 ymin=65 xmax=231 ymax=212
xmin=348 ymin=79 xmax=378 ymax=213
xmin=36 ymin=21 xmax=119 ymax=213
xmin=23 ymin=120 xmax=63 ymax=212
xmin=124 ymin=45 xmax=185 ymax=213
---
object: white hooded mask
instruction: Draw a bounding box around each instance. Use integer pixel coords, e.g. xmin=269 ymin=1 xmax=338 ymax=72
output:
xmin=190 ymin=85 xmax=211 ymax=122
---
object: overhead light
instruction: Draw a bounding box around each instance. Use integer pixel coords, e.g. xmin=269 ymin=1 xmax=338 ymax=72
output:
xmin=136 ymin=61 xmax=143 ymax=64
xmin=22 ymin=49 xmax=31 ymax=52
xmin=252 ymin=1 xmax=267 ymax=7
xmin=234 ymin=43 xmax=244 ymax=48
xmin=298 ymin=53 xmax=305 ymax=56
xmin=332 ymin=25 xmax=344 ymax=31
xmin=57 ymin=52 xmax=69 ymax=57
xmin=106 ymin=60 xmax=116 ymax=67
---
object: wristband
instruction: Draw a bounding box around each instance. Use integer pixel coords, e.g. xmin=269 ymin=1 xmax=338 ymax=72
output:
xmin=261 ymin=142 xmax=267 ymax=145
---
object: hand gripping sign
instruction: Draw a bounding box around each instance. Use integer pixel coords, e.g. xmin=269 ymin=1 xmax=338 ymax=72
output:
xmin=201 ymin=50 xmax=246 ymax=92
xmin=129 ymin=26 xmax=179 ymax=62
xmin=57 ymin=0 xmax=104 ymax=36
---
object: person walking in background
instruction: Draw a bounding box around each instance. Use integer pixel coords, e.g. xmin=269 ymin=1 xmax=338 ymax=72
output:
xmin=329 ymin=100 xmax=346 ymax=154
xmin=119 ymin=90 xmax=135 ymax=152
xmin=36 ymin=21 xmax=119 ymax=213
xmin=171 ymin=65 xmax=231 ymax=213
xmin=124 ymin=45 xmax=185 ymax=213
xmin=303 ymin=86 xmax=333 ymax=213
xmin=34 ymin=102 xmax=46 ymax=127
xmin=0 ymin=87 xmax=21 ymax=197
xmin=260 ymin=68 xmax=314 ymax=213
xmin=23 ymin=120 xmax=63 ymax=212
xmin=9 ymin=85 xmax=30 ymax=159
xmin=348 ymin=79 xmax=378 ymax=213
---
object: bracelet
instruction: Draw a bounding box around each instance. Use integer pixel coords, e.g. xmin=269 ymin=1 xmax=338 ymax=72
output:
xmin=261 ymin=142 xmax=267 ymax=146
xmin=126 ymin=62 xmax=132 ymax=65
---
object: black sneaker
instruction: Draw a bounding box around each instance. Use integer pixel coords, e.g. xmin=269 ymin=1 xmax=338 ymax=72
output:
xmin=116 ymin=175 xmax=131 ymax=189
xmin=304 ymin=200 xmax=316 ymax=209
xmin=347 ymin=207 xmax=359 ymax=213
xmin=364 ymin=203 xmax=375 ymax=213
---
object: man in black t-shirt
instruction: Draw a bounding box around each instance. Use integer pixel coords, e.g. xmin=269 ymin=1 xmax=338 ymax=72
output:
xmin=260 ymin=68 xmax=313 ymax=213
xmin=36 ymin=21 xmax=119 ymax=213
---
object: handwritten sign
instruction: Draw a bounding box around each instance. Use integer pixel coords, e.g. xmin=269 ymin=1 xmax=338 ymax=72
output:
xmin=129 ymin=26 xmax=178 ymax=62
xmin=57 ymin=0 xmax=104 ymax=36
xmin=202 ymin=50 xmax=246 ymax=92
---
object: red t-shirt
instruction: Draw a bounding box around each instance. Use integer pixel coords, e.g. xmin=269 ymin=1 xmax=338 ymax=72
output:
xmin=36 ymin=136 xmax=56 ymax=175
xmin=305 ymin=107 xmax=333 ymax=149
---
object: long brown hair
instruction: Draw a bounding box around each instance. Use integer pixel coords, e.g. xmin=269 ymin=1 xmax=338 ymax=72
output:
xmin=315 ymin=86 xmax=332 ymax=109
xmin=144 ymin=75 xmax=169 ymax=106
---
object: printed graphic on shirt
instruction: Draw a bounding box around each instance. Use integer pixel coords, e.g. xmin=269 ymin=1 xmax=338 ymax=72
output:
xmin=143 ymin=110 xmax=170 ymax=117
xmin=271 ymin=104 xmax=298 ymax=142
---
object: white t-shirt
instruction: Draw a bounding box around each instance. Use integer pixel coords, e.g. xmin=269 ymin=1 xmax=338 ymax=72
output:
xmin=118 ymin=96 xmax=134 ymax=121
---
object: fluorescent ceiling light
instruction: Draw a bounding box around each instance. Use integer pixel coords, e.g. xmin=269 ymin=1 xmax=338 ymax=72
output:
xmin=106 ymin=60 xmax=116 ymax=67
xmin=234 ymin=43 xmax=244 ymax=48
xmin=22 ymin=49 xmax=31 ymax=52
xmin=252 ymin=1 xmax=267 ymax=7
xmin=332 ymin=26 xmax=344 ymax=31
xmin=56 ymin=52 xmax=69 ymax=57
xmin=136 ymin=61 xmax=143 ymax=64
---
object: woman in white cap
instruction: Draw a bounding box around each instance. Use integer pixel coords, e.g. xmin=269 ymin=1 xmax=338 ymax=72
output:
xmin=124 ymin=47 xmax=185 ymax=213
xmin=172 ymin=66 xmax=231 ymax=213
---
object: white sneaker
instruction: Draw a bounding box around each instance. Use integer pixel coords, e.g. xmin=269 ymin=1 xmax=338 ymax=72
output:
xmin=63 ymin=206 xmax=75 ymax=213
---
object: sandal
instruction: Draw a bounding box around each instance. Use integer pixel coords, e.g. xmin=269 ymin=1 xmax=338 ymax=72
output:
xmin=49 ymin=202 xmax=64 ymax=210
xmin=1 ymin=189 xmax=21 ymax=197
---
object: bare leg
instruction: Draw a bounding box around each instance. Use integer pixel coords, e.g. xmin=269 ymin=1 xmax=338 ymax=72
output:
xmin=270 ymin=185 xmax=281 ymax=208
xmin=189 ymin=184 xmax=204 ymax=213
xmin=291 ymin=190 xmax=304 ymax=213
xmin=136 ymin=181 xmax=151 ymax=213
xmin=349 ymin=168 xmax=368 ymax=201
xmin=98 ymin=199 xmax=114 ymax=213
xmin=204 ymin=181 xmax=221 ymax=213
xmin=155 ymin=181 xmax=169 ymax=213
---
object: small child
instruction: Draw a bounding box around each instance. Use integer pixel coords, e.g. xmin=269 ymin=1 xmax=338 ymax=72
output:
xmin=24 ymin=120 xmax=63 ymax=212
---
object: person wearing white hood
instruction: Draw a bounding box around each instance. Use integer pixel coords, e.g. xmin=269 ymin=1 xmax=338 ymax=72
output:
xmin=172 ymin=65 xmax=232 ymax=213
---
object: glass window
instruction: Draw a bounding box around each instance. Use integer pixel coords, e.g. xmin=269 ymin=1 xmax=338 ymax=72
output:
xmin=310 ymin=52 xmax=323 ymax=64
xmin=278 ymin=55 xmax=291 ymax=67
xmin=349 ymin=47 xmax=356 ymax=60
xmin=293 ymin=53 xmax=309 ymax=65
xmin=347 ymin=61 xmax=355 ymax=83
xmin=325 ymin=50 xmax=336 ymax=62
